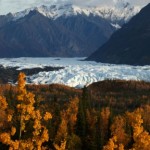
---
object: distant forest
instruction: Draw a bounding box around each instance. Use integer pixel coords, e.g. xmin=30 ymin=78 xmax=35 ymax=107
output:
xmin=0 ymin=73 xmax=150 ymax=150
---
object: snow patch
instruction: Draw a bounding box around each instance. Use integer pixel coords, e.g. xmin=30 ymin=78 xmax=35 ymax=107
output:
xmin=111 ymin=23 xmax=121 ymax=29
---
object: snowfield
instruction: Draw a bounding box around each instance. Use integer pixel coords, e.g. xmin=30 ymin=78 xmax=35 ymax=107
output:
xmin=0 ymin=57 xmax=150 ymax=88
xmin=12 ymin=3 xmax=140 ymax=28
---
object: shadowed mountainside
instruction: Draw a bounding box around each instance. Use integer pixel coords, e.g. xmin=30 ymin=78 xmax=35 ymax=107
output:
xmin=0 ymin=10 xmax=115 ymax=57
xmin=87 ymin=3 xmax=150 ymax=65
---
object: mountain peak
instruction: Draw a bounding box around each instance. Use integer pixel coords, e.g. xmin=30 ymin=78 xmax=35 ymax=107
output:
xmin=10 ymin=3 xmax=140 ymax=26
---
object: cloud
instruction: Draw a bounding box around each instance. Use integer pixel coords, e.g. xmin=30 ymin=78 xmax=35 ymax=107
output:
xmin=0 ymin=0 xmax=149 ymax=15
xmin=64 ymin=0 xmax=114 ymax=6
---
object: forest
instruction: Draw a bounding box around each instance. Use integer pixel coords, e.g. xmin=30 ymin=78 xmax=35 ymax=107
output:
xmin=0 ymin=72 xmax=150 ymax=150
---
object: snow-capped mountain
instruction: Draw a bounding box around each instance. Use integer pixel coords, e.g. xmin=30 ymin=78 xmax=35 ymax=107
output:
xmin=12 ymin=2 xmax=140 ymax=27
xmin=0 ymin=8 xmax=115 ymax=58
xmin=0 ymin=1 xmax=141 ymax=58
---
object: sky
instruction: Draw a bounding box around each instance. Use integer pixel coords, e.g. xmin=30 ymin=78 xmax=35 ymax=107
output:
xmin=0 ymin=0 xmax=149 ymax=15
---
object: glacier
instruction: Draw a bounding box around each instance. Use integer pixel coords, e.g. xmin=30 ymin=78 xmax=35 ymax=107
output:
xmin=0 ymin=57 xmax=150 ymax=88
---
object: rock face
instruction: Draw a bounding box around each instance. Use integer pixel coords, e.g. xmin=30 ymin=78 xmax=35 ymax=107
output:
xmin=87 ymin=3 xmax=150 ymax=66
xmin=0 ymin=13 xmax=13 ymax=28
xmin=0 ymin=3 xmax=139 ymax=58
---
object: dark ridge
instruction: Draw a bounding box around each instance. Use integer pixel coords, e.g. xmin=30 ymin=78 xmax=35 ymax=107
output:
xmin=87 ymin=3 xmax=150 ymax=65
xmin=0 ymin=65 xmax=64 ymax=84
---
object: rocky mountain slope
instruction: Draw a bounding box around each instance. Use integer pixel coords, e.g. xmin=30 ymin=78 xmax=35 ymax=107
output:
xmin=0 ymin=2 xmax=140 ymax=57
xmin=87 ymin=3 xmax=150 ymax=65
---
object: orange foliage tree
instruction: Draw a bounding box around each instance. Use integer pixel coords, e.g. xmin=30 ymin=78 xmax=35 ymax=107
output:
xmin=100 ymin=107 xmax=110 ymax=147
xmin=0 ymin=72 xmax=52 ymax=150
xmin=54 ymin=97 xmax=79 ymax=150
xmin=103 ymin=136 xmax=124 ymax=150
xmin=110 ymin=115 xmax=129 ymax=147
xmin=127 ymin=109 xmax=150 ymax=150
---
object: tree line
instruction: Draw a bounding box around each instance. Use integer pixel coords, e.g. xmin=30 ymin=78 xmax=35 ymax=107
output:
xmin=0 ymin=73 xmax=150 ymax=149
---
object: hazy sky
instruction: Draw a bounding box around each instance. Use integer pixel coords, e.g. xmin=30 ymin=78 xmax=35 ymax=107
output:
xmin=0 ymin=0 xmax=149 ymax=15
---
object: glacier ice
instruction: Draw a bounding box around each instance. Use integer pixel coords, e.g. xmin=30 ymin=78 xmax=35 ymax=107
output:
xmin=0 ymin=57 xmax=150 ymax=88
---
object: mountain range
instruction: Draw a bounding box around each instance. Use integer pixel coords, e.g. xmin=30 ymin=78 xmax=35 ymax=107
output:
xmin=0 ymin=2 xmax=139 ymax=57
xmin=87 ymin=3 xmax=150 ymax=65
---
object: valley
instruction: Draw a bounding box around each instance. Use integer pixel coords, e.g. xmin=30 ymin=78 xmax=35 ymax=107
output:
xmin=0 ymin=1 xmax=150 ymax=149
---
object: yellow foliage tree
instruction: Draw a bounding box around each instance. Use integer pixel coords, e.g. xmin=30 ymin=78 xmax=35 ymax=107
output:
xmin=141 ymin=105 xmax=150 ymax=132
xmin=127 ymin=109 xmax=150 ymax=150
xmin=103 ymin=136 xmax=124 ymax=150
xmin=54 ymin=97 xmax=79 ymax=150
xmin=66 ymin=97 xmax=79 ymax=134
xmin=0 ymin=72 xmax=52 ymax=150
xmin=110 ymin=115 xmax=129 ymax=146
xmin=100 ymin=107 xmax=110 ymax=147
xmin=54 ymin=112 xmax=68 ymax=150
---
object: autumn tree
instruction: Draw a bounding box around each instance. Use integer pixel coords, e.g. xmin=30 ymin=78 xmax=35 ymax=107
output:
xmin=127 ymin=109 xmax=150 ymax=150
xmin=141 ymin=105 xmax=150 ymax=132
xmin=54 ymin=97 xmax=80 ymax=150
xmin=0 ymin=72 xmax=52 ymax=150
xmin=103 ymin=136 xmax=125 ymax=150
xmin=54 ymin=111 xmax=68 ymax=150
xmin=100 ymin=107 xmax=111 ymax=148
xmin=85 ymin=108 xmax=97 ymax=150
xmin=110 ymin=115 xmax=129 ymax=147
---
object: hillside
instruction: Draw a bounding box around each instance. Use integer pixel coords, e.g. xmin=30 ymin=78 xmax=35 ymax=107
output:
xmin=87 ymin=3 xmax=150 ymax=65
xmin=0 ymin=78 xmax=150 ymax=149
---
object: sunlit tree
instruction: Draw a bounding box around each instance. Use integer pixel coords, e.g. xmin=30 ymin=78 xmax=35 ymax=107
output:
xmin=103 ymin=136 xmax=125 ymax=150
xmin=127 ymin=109 xmax=150 ymax=150
xmin=110 ymin=115 xmax=129 ymax=146
xmin=100 ymin=107 xmax=110 ymax=147
xmin=54 ymin=97 xmax=79 ymax=150
xmin=0 ymin=72 xmax=52 ymax=150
